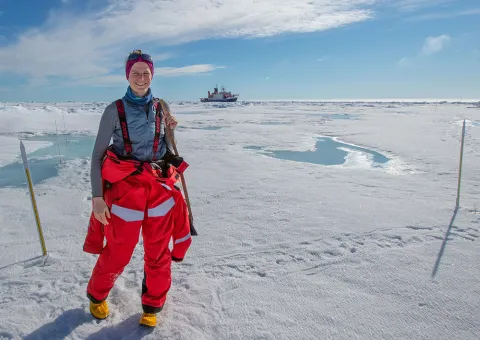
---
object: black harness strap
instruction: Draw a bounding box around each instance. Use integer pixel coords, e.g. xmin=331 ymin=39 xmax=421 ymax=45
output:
xmin=115 ymin=99 xmax=133 ymax=156
xmin=115 ymin=98 xmax=162 ymax=159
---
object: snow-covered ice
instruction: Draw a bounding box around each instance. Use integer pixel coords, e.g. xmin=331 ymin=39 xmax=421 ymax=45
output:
xmin=0 ymin=100 xmax=479 ymax=339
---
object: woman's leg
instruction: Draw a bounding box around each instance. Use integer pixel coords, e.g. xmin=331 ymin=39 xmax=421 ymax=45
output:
xmin=87 ymin=180 xmax=147 ymax=303
xmin=140 ymin=184 xmax=175 ymax=313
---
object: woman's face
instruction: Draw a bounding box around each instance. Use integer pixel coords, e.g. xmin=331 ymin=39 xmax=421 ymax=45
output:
xmin=128 ymin=62 xmax=152 ymax=96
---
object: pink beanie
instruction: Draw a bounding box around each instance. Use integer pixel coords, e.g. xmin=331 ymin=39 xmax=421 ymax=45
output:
xmin=125 ymin=57 xmax=154 ymax=80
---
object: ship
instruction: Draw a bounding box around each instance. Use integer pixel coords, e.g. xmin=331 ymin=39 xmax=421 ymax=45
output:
xmin=200 ymin=85 xmax=239 ymax=102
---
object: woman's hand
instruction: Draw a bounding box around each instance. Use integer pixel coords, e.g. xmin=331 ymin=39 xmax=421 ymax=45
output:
xmin=93 ymin=197 xmax=111 ymax=225
xmin=165 ymin=113 xmax=178 ymax=130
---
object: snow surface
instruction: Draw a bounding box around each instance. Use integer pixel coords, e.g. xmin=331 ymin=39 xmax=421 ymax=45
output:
xmin=0 ymin=100 xmax=479 ymax=339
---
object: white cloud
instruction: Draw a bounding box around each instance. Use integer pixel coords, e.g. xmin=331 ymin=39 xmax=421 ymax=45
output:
xmin=397 ymin=34 xmax=451 ymax=66
xmin=150 ymin=53 xmax=173 ymax=62
xmin=69 ymin=74 xmax=127 ymax=87
xmin=0 ymin=0 xmax=375 ymax=83
xmin=421 ymin=35 xmax=451 ymax=55
xmin=461 ymin=8 xmax=480 ymax=15
xmin=157 ymin=64 xmax=224 ymax=77
xmin=406 ymin=7 xmax=480 ymax=21
xmin=389 ymin=0 xmax=456 ymax=11
xmin=64 ymin=64 xmax=220 ymax=86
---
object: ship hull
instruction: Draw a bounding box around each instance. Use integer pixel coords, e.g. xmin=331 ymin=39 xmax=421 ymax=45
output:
xmin=200 ymin=97 xmax=238 ymax=102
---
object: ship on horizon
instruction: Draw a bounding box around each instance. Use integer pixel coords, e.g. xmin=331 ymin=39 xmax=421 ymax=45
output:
xmin=200 ymin=85 xmax=239 ymax=102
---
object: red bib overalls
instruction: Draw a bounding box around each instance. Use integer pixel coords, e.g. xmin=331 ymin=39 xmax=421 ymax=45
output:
xmin=83 ymin=99 xmax=192 ymax=313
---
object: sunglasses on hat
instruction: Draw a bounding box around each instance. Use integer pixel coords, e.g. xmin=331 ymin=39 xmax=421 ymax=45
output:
xmin=128 ymin=50 xmax=153 ymax=62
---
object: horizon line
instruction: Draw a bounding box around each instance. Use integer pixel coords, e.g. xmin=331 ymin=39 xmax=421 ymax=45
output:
xmin=1 ymin=98 xmax=479 ymax=104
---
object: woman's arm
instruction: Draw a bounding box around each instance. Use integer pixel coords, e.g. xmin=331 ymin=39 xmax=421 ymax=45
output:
xmin=90 ymin=103 xmax=118 ymax=197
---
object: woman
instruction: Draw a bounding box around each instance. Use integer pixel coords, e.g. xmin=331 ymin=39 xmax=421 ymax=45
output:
xmin=82 ymin=50 xmax=192 ymax=328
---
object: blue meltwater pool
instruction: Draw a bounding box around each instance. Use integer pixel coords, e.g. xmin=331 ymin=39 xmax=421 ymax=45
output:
xmin=245 ymin=137 xmax=389 ymax=167
xmin=0 ymin=135 xmax=95 ymax=189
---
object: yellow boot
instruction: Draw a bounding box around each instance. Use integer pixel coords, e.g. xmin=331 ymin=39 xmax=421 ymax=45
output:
xmin=139 ymin=313 xmax=157 ymax=328
xmin=90 ymin=300 xmax=109 ymax=320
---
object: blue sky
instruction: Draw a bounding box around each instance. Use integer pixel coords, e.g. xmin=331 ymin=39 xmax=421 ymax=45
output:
xmin=0 ymin=0 xmax=479 ymax=102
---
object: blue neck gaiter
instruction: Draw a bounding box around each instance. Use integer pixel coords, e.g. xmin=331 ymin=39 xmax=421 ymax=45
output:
xmin=124 ymin=86 xmax=153 ymax=106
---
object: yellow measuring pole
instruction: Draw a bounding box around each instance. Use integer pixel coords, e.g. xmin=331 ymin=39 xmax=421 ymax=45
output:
xmin=20 ymin=141 xmax=47 ymax=256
